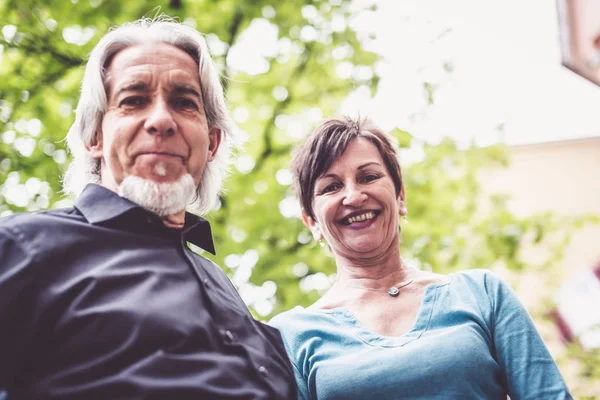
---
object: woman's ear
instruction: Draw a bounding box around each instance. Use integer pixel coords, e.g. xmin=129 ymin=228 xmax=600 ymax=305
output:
xmin=302 ymin=209 xmax=323 ymax=241
xmin=398 ymin=183 xmax=407 ymax=216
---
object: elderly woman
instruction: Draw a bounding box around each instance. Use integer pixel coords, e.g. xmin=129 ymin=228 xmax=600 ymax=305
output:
xmin=270 ymin=116 xmax=572 ymax=399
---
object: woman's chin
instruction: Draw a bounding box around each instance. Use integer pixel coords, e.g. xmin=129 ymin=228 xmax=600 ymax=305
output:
xmin=342 ymin=240 xmax=384 ymax=255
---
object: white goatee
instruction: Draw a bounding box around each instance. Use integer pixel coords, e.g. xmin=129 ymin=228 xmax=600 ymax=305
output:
xmin=118 ymin=170 xmax=196 ymax=217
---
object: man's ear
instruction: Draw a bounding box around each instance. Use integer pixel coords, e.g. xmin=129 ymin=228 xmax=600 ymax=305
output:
xmin=398 ymin=183 xmax=407 ymax=216
xmin=301 ymin=209 xmax=323 ymax=241
xmin=207 ymin=127 xmax=222 ymax=162
xmin=86 ymin=131 xmax=103 ymax=159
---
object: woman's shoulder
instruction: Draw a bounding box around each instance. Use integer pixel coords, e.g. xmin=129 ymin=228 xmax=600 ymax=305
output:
xmin=402 ymin=268 xmax=502 ymax=284
xmin=451 ymin=268 xmax=504 ymax=286
xmin=269 ymin=306 xmax=344 ymax=349
xmin=269 ymin=306 xmax=336 ymax=332
xmin=269 ymin=306 xmax=309 ymax=327
xmin=448 ymin=269 xmax=517 ymax=304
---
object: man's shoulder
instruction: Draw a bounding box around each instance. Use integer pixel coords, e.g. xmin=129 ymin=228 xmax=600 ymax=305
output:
xmin=190 ymin=254 xmax=235 ymax=287
xmin=189 ymin=252 xmax=221 ymax=273
xmin=0 ymin=207 xmax=82 ymax=236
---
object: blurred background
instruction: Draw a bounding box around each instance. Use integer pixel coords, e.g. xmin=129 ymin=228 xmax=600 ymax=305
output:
xmin=0 ymin=0 xmax=599 ymax=396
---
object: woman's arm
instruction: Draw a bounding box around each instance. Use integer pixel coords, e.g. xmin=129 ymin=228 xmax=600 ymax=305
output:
xmin=486 ymin=272 xmax=573 ymax=399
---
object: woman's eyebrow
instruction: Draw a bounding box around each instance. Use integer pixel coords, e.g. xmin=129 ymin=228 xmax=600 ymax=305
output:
xmin=357 ymin=161 xmax=382 ymax=170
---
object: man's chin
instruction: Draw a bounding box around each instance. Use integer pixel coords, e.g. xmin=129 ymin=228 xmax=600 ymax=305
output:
xmin=131 ymin=160 xmax=188 ymax=183
xmin=117 ymin=174 xmax=196 ymax=217
xmin=136 ymin=175 xmax=185 ymax=184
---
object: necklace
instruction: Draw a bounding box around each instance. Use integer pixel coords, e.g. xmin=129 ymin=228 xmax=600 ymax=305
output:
xmin=340 ymin=278 xmax=415 ymax=297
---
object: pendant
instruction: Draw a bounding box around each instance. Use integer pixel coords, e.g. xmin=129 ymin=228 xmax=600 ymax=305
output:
xmin=388 ymin=287 xmax=400 ymax=297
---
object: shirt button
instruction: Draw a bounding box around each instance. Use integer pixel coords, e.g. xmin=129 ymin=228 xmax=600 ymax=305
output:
xmin=223 ymin=330 xmax=235 ymax=344
xmin=203 ymin=278 xmax=210 ymax=288
xmin=258 ymin=366 xmax=269 ymax=377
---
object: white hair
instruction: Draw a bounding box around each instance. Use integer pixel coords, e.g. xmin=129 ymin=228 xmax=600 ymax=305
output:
xmin=64 ymin=16 xmax=244 ymax=215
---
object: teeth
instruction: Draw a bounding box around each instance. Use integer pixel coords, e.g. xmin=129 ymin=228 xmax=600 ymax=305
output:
xmin=347 ymin=211 xmax=375 ymax=224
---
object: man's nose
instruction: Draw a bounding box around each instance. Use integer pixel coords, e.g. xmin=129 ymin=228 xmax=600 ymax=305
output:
xmin=342 ymin=184 xmax=367 ymax=207
xmin=144 ymin=99 xmax=176 ymax=136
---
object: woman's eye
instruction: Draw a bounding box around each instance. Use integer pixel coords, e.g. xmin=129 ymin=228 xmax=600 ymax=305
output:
xmin=321 ymin=183 xmax=341 ymax=194
xmin=363 ymin=174 xmax=380 ymax=183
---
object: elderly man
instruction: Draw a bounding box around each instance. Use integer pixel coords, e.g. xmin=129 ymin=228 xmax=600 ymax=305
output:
xmin=0 ymin=18 xmax=295 ymax=399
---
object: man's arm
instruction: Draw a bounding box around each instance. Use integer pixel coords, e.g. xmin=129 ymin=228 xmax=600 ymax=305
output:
xmin=0 ymin=225 xmax=36 ymax=389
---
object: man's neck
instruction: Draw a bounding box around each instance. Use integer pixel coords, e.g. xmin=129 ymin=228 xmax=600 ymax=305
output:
xmin=161 ymin=211 xmax=186 ymax=229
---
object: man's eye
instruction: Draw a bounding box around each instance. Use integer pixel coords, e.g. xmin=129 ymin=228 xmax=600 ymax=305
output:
xmin=120 ymin=97 xmax=146 ymax=107
xmin=174 ymin=98 xmax=198 ymax=110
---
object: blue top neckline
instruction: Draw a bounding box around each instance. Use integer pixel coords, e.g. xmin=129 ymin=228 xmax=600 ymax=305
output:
xmin=306 ymin=274 xmax=453 ymax=347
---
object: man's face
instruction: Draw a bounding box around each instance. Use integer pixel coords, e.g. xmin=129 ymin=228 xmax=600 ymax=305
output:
xmin=89 ymin=42 xmax=221 ymax=191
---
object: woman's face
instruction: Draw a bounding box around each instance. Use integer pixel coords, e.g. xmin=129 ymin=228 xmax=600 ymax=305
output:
xmin=303 ymin=138 xmax=406 ymax=258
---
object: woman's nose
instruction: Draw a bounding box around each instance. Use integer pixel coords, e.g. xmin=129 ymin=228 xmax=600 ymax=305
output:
xmin=342 ymin=185 xmax=367 ymax=207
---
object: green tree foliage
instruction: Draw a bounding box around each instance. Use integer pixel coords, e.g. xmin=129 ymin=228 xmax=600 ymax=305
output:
xmin=0 ymin=0 xmax=381 ymax=312
xmin=0 ymin=0 xmax=586 ymax=319
xmin=1 ymin=0 xmax=598 ymax=393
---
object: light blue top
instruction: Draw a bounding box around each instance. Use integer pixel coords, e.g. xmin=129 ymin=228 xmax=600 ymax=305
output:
xmin=270 ymin=270 xmax=572 ymax=400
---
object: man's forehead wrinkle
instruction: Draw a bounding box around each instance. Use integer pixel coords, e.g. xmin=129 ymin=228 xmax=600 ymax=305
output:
xmin=166 ymin=71 xmax=201 ymax=92
xmin=113 ymin=45 xmax=199 ymax=70
xmin=113 ymin=71 xmax=152 ymax=88
xmin=105 ymin=44 xmax=202 ymax=100
xmin=112 ymin=72 xmax=200 ymax=95
xmin=108 ymin=71 xmax=151 ymax=99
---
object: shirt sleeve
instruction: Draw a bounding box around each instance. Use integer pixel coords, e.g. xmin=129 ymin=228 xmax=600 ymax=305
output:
xmin=290 ymin=360 xmax=311 ymax=400
xmin=0 ymin=226 xmax=36 ymax=388
xmin=485 ymin=271 xmax=573 ymax=400
xmin=269 ymin=312 xmax=312 ymax=400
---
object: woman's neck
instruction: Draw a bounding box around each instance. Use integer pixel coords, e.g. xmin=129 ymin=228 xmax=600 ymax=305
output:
xmin=333 ymin=240 xmax=413 ymax=287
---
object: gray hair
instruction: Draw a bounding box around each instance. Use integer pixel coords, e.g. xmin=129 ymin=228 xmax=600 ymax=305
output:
xmin=64 ymin=16 xmax=243 ymax=215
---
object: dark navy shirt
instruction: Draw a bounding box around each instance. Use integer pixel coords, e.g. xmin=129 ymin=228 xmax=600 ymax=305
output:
xmin=0 ymin=184 xmax=295 ymax=399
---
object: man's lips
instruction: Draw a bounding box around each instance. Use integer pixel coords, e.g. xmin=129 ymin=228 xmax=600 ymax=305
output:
xmin=136 ymin=152 xmax=185 ymax=160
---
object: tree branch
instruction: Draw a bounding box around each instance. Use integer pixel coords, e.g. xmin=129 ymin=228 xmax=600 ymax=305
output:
xmin=221 ymin=6 xmax=244 ymax=94
xmin=9 ymin=35 xmax=84 ymax=68
xmin=2 ymin=65 xmax=74 ymax=128
xmin=253 ymin=44 xmax=313 ymax=173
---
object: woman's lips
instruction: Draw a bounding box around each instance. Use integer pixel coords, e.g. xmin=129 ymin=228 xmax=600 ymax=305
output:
xmin=341 ymin=211 xmax=380 ymax=230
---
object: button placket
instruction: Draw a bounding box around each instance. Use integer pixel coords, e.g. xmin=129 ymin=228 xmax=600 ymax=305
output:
xmin=179 ymin=238 xmax=212 ymax=294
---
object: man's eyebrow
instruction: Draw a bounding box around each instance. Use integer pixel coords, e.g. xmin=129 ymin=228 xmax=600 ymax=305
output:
xmin=171 ymin=84 xmax=202 ymax=100
xmin=113 ymin=81 xmax=149 ymax=98
xmin=111 ymin=82 xmax=202 ymax=100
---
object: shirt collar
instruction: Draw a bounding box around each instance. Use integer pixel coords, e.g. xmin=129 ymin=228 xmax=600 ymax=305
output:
xmin=75 ymin=184 xmax=216 ymax=254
